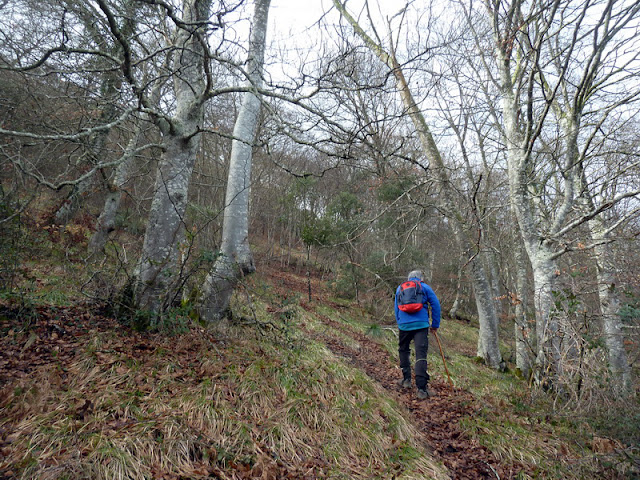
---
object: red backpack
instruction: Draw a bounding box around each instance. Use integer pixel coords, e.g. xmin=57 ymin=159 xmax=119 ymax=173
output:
xmin=397 ymin=280 xmax=424 ymax=313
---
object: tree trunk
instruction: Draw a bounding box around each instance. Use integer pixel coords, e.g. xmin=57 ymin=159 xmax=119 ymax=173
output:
xmin=512 ymin=211 xmax=532 ymax=378
xmin=495 ymin=26 xmax=566 ymax=384
xmin=90 ymin=52 xmax=165 ymax=255
xmin=573 ymin=129 xmax=631 ymax=389
xmin=199 ymin=0 xmax=271 ymax=321
xmin=135 ymin=133 xmax=201 ymax=312
xmin=486 ymin=0 xmax=640 ymax=390
xmin=54 ymin=0 xmax=137 ymax=224
xmin=593 ymin=234 xmax=631 ymax=390
xmin=487 ymin=250 xmax=502 ymax=318
xmin=582 ymin=191 xmax=631 ymax=389
xmin=134 ymin=0 xmax=210 ymax=314
xmin=471 ymin=255 xmax=504 ymax=368
xmin=449 ymin=259 xmax=464 ymax=319
xmin=504 ymin=128 xmax=565 ymax=384
xmin=88 ymin=128 xmax=140 ymax=253
xmin=529 ymin=252 xmax=563 ymax=385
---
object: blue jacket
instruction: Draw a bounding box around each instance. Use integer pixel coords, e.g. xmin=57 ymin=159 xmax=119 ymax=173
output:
xmin=395 ymin=278 xmax=441 ymax=331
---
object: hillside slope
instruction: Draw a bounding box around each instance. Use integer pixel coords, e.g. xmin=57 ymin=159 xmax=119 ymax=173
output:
xmin=1 ymin=251 xmax=638 ymax=479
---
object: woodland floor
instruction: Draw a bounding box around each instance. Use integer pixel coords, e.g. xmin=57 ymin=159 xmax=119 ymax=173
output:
xmin=0 ymin=255 xmax=635 ymax=479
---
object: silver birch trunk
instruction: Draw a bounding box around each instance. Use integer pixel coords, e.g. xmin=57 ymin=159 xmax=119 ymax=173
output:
xmin=334 ymin=0 xmax=503 ymax=368
xmin=135 ymin=0 xmax=210 ymax=313
xmin=199 ymin=0 xmax=271 ymax=322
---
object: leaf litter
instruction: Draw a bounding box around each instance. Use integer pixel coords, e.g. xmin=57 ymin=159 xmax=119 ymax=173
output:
xmin=0 ymin=261 xmax=572 ymax=479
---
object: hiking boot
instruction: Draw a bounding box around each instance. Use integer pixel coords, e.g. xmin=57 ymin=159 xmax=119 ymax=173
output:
xmin=416 ymin=387 xmax=433 ymax=399
xmin=397 ymin=378 xmax=411 ymax=389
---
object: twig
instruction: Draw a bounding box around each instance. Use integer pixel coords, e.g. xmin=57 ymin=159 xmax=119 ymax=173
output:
xmin=382 ymin=327 xmax=398 ymax=337
xmin=482 ymin=461 xmax=500 ymax=479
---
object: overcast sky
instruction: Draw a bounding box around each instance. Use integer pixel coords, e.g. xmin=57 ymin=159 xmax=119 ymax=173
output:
xmin=269 ymin=0 xmax=329 ymax=32
xmin=259 ymin=0 xmax=410 ymax=87
xmin=267 ymin=0 xmax=401 ymax=42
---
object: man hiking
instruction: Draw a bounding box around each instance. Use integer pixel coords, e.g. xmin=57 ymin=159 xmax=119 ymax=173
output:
xmin=394 ymin=269 xmax=441 ymax=399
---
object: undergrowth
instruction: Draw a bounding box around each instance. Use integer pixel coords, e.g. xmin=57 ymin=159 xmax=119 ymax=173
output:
xmin=1 ymin=227 xmax=638 ymax=480
xmin=314 ymin=299 xmax=639 ymax=480
xmin=1 ymin=304 xmax=447 ymax=480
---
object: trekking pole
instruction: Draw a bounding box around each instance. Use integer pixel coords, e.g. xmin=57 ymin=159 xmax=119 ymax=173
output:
xmin=433 ymin=330 xmax=454 ymax=388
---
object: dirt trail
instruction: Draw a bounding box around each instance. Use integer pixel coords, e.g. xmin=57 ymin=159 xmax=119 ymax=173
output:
xmin=303 ymin=307 xmax=526 ymax=480
xmin=260 ymin=259 xmax=526 ymax=479
xmin=1 ymin=259 xmax=528 ymax=479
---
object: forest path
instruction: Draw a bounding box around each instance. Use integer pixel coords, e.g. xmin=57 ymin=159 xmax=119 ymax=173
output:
xmin=303 ymin=306 xmax=525 ymax=480
xmin=261 ymin=260 xmax=526 ymax=479
xmin=1 ymin=258 xmax=528 ymax=479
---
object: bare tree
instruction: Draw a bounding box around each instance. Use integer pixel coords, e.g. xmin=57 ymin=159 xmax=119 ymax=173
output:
xmin=479 ymin=0 xmax=640 ymax=386
xmin=52 ymin=0 xmax=140 ymax=225
xmin=199 ymin=0 xmax=272 ymax=321
xmin=131 ymin=0 xmax=216 ymax=313
xmin=511 ymin=206 xmax=533 ymax=378
xmin=0 ymin=0 xmax=249 ymax=316
xmin=88 ymin=36 xmax=173 ymax=254
xmin=332 ymin=0 xmax=504 ymax=369
xmin=87 ymin=121 xmax=143 ymax=253
xmin=0 ymin=1 xmax=144 ymax=200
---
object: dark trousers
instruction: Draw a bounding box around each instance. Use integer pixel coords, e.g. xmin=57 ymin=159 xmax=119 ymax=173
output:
xmin=399 ymin=328 xmax=430 ymax=389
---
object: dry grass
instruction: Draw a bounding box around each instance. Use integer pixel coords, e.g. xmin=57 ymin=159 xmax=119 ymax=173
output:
xmin=1 ymin=305 xmax=449 ymax=480
xmin=5 ymin=247 xmax=635 ymax=479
